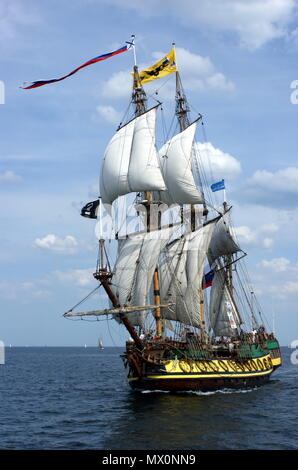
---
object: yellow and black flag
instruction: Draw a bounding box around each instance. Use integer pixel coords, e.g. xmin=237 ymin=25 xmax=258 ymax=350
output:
xmin=139 ymin=47 xmax=178 ymax=85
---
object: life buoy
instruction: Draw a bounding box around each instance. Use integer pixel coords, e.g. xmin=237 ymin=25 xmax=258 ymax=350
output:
xmin=218 ymin=360 xmax=229 ymax=372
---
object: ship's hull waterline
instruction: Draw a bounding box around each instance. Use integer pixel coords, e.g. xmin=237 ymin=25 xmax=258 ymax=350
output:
xmin=126 ymin=354 xmax=282 ymax=392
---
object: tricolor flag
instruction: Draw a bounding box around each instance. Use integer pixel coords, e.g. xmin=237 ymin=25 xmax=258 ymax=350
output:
xmin=138 ymin=47 xmax=178 ymax=85
xmin=210 ymin=179 xmax=225 ymax=192
xmin=21 ymin=44 xmax=129 ymax=90
xmin=202 ymin=269 xmax=214 ymax=289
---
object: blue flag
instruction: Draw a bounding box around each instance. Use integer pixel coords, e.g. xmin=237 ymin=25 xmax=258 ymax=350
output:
xmin=211 ymin=179 xmax=225 ymax=192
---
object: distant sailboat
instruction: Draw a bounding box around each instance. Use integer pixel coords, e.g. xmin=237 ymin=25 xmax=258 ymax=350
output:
xmin=98 ymin=338 xmax=104 ymax=350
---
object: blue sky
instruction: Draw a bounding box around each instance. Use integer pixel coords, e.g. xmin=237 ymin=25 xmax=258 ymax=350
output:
xmin=0 ymin=0 xmax=297 ymax=346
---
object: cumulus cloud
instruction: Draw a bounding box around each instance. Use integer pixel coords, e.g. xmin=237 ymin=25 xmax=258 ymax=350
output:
xmin=99 ymin=0 xmax=297 ymax=50
xmin=0 ymin=280 xmax=51 ymax=299
xmin=34 ymin=234 xmax=79 ymax=254
xmin=96 ymin=105 xmax=122 ymax=124
xmin=0 ymin=170 xmax=22 ymax=182
xmin=54 ymin=268 xmax=96 ymax=287
xmin=256 ymin=257 xmax=298 ymax=297
xmin=0 ymin=0 xmax=39 ymax=42
xmin=195 ymin=142 xmax=241 ymax=181
xmin=260 ymin=257 xmax=290 ymax=272
xmin=284 ymin=282 xmax=298 ymax=293
xmin=237 ymin=167 xmax=298 ymax=208
xmin=101 ymin=70 xmax=132 ymax=100
xmin=233 ymin=222 xmax=279 ymax=249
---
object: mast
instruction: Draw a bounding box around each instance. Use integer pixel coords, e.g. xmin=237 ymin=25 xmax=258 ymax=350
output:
xmin=174 ymin=45 xmax=207 ymax=341
xmin=94 ymin=38 xmax=148 ymax=350
xmin=131 ymin=36 xmax=147 ymax=116
xmin=175 ymin=67 xmax=190 ymax=132
xmin=131 ymin=37 xmax=164 ymax=338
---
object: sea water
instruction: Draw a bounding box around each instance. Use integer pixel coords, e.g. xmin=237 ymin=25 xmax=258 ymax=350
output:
xmin=0 ymin=347 xmax=297 ymax=450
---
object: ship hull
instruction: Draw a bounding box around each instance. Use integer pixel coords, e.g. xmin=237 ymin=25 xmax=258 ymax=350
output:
xmin=126 ymin=353 xmax=279 ymax=392
xmin=129 ymin=373 xmax=271 ymax=392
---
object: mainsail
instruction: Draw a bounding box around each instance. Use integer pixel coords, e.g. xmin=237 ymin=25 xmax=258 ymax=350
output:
xmin=111 ymin=226 xmax=176 ymax=329
xmin=159 ymin=220 xmax=217 ymax=328
xmin=100 ymin=106 xmax=166 ymax=208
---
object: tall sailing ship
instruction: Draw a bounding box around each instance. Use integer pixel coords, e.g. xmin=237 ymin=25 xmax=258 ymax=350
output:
xmin=64 ymin=43 xmax=282 ymax=392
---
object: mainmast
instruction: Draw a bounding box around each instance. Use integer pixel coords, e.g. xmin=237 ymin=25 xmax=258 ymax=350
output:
xmin=174 ymin=48 xmax=207 ymax=341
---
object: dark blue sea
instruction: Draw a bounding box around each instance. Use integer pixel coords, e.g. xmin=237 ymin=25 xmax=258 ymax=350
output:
xmin=0 ymin=347 xmax=297 ymax=450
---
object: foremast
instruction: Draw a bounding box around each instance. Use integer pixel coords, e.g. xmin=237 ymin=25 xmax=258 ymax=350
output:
xmin=93 ymin=59 xmax=148 ymax=349
xmin=132 ymin=61 xmax=164 ymax=337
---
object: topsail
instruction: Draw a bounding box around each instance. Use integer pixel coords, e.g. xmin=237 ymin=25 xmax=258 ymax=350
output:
xmin=156 ymin=121 xmax=204 ymax=206
xmin=208 ymin=212 xmax=241 ymax=265
xmin=100 ymin=107 xmax=166 ymax=208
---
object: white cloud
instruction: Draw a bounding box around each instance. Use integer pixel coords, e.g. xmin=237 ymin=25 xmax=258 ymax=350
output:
xmin=248 ymin=167 xmax=298 ymax=193
xmin=34 ymin=234 xmax=79 ymax=254
xmin=233 ymin=222 xmax=279 ymax=248
xmin=101 ymin=70 xmax=132 ymax=100
xmin=233 ymin=225 xmax=257 ymax=244
xmin=174 ymin=48 xmax=235 ymax=92
xmin=99 ymin=0 xmax=297 ymax=49
xmin=0 ymin=0 xmax=39 ymax=42
xmin=258 ymin=223 xmax=279 ymax=234
xmin=97 ymin=105 xmax=122 ymax=124
xmin=196 ymin=142 xmax=241 ymax=181
xmin=0 ymin=280 xmax=51 ymax=299
xmin=260 ymin=257 xmax=290 ymax=272
xmin=284 ymin=282 xmax=298 ymax=293
xmin=262 ymin=237 xmax=274 ymax=249
xmin=235 ymin=167 xmax=298 ymax=208
xmin=54 ymin=268 xmax=96 ymax=287
xmin=0 ymin=170 xmax=22 ymax=182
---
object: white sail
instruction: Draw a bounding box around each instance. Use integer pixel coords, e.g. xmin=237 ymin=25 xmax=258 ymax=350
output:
xmin=100 ymin=107 xmax=166 ymax=207
xmin=157 ymin=121 xmax=204 ymax=205
xmin=111 ymin=226 xmax=176 ymax=329
xmin=159 ymin=221 xmax=216 ymax=327
xmin=208 ymin=212 xmax=241 ymax=265
xmin=111 ymin=233 xmax=146 ymax=327
xmin=209 ymin=270 xmax=241 ymax=337
xmin=131 ymin=226 xmax=175 ymax=312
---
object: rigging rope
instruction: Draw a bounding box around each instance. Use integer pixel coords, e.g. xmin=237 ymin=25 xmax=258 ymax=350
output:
xmin=63 ymin=283 xmax=102 ymax=315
